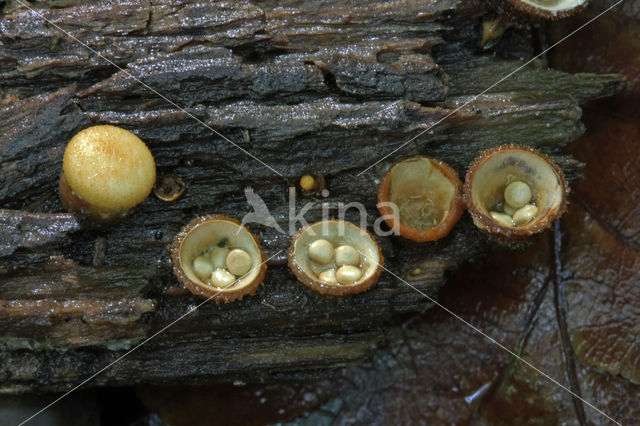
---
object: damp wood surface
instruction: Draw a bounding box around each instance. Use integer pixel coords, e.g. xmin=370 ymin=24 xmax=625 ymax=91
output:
xmin=0 ymin=0 xmax=626 ymax=391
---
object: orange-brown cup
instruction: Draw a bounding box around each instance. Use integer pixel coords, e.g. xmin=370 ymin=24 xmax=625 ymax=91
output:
xmin=464 ymin=144 xmax=569 ymax=241
xmin=288 ymin=220 xmax=383 ymax=296
xmin=170 ymin=215 xmax=267 ymax=303
xmin=377 ymin=156 xmax=464 ymax=242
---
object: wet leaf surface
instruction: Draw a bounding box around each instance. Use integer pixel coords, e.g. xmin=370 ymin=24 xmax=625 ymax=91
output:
xmin=552 ymin=0 xmax=640 ymax=390
xmin=553 ymin=2 xmax=640 ymax=249
xmin=136 ymin=383 xmax=335 ymax=426
xmin=563 ymin=205 xmax=640 ymax=385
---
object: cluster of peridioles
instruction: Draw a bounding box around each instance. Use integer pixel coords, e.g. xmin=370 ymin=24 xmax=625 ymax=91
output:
xmin=59 ymin=126 xmax=568 ymax=303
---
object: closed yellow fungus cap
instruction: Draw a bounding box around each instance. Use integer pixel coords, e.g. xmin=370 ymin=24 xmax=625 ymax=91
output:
xmin=61 ymin=125 xmax=156 ymax=221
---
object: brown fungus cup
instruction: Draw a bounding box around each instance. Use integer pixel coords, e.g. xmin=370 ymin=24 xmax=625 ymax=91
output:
xmin=60 ymin=125 xmax=156 ymax=223
xmin=494 ymin=0 xmax=588 ymax=19
xmin=288 ymin=220 xmax=383 ymax=296
xmin=377 ymin=156 xmax=464 ymax=242
xmin=464 ymin=145 xmax=569 ymax=241
xmin=170 ymin=215 xmax=267 ymax=303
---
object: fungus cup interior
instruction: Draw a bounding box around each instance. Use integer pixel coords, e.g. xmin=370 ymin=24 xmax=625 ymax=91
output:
xmin=179 ymin=219 xmax=262 ymax=291
xmin=470 ymin=149 xmax=564 ymax=229
xmin=508 ymin=0 xmax=587 ymax=17
xmin=290 ymin=221 xmax=381 ymax=289
xmin=389 ymin=158 xmax=455 ymax=230
xmin=378 ymin=157 xmax=463 ymax=242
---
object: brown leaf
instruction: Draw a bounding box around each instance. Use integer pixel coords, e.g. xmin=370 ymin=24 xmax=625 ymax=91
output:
xmin=137 ymin=383 xmax=335 ymax=426
xmin=549 ymin=0 xmax=640 ymax=386
xmin=552 ymin=3 xmax=640 ymax=248
xmin=563 ymin=204 xmax=640 ymax=384
xmin=565 ymin=110 xmax=640 ymax=249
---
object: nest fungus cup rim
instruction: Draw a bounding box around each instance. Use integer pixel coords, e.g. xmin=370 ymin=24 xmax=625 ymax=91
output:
xmin=377 ymin=156 xmax=464 ymax=242
xmin=504 ymin=0 xmax=588 ymax=19
xmin=464 ymin=144 xmax=570 ymax=241
xmin=60 ymin=125 xmax=156 ymax=223
xmin=170 ymin=214 xmax=267 ymax=303
xmin=153 ymin=173 xmax=186 ymax=202
xmin=288 ymin=220 xmax=384 ymax=296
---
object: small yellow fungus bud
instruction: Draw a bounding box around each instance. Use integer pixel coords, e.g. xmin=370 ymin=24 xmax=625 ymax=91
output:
xmin=60 ymin=125 xmax=156 ymax=222
xmin=300 ymin=174 xmax=317 ymax=191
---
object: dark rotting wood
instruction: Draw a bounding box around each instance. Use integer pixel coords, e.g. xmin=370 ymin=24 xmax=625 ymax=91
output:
xmin=0 ymin=0 xmax=626 ymax=391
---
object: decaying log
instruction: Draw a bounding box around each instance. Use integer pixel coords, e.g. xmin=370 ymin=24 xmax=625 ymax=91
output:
xmin=0 ymin=264 xmax=155 ymax=349
xmin=0 ymin=210 xmax=79 ymax=257
xmin=0 ymin=0 xmax=626 ymax=391
xmin=0 ymin=330 xmax=385 ymax=393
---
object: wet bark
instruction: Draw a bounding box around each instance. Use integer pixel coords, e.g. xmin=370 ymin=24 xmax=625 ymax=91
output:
xmin=0 ymin=0 xmax=625 ymax=391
